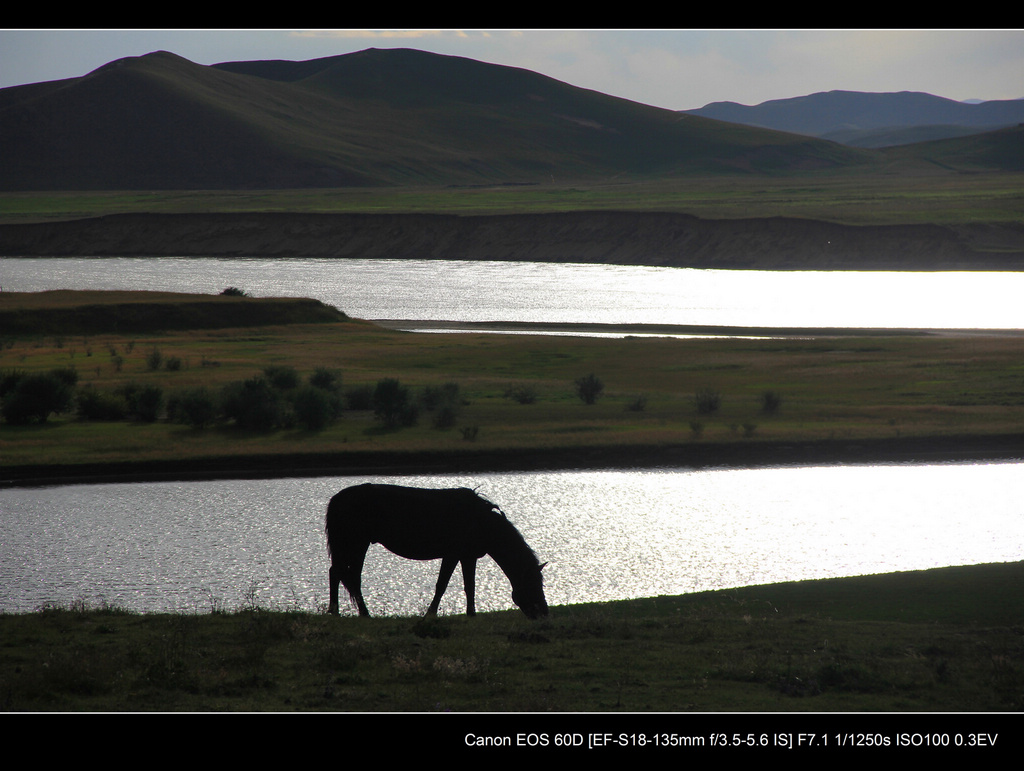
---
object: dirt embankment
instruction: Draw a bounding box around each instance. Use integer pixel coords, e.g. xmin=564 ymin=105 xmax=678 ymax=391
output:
xmin=2 ymin=211 xmax=1022 ymax=270
xmin=0 ymin=291 xmax=348 ymax=336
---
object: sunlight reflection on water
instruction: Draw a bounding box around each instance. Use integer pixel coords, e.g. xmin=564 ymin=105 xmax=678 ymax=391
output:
xmin=2 ymin=463 xmax=1021 ymax=615
xmin=3 ymin=257 xmax=1023 ymax=329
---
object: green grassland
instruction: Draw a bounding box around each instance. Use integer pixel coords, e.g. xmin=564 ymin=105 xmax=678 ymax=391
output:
xmin=3 ymin=170 xmax=1023 ymax=227
xmin=3 ymin=290 xmax=1024 ymax=482
xmin=2 ymin=560 xmax=1022 ymax=712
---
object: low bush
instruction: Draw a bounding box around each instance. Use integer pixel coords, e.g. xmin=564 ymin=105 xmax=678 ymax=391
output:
xmin=373 ymin=378 xmax=417 ymax=428
xmin=146 ymin=348 xmax=163 ymax=371
xmin=221 ymin=376 xmax=283 ymax=431
xmin=293 ymin=385 xmax=338 ymax=431
xmin=695 ymin=389 xmax=721 ymax=414
xmin=50 ymin=366 xmax=80 ymax=387
xmin=0 ymin=370 xmax=75 ymax=424
xmin=77 ymin=385 xmax=128 ymax=421
xmin=309 ymin=367 xmax=341 ymax=392
xmin=168 ymin=387 xmax=220 ymax=429
xmin=761 ymin=390 xmax=782 ymax=414
xmin=575 ymin=373 xmax=604 ymax=405
xmin=263 ymin=365 xmax=300 ymax=391
xmin=217 ymin=368 xmax=345 ymax=432
xmin=504 ymin=383 xmax=537 ymax=405
xmin=626 ymin=394 xmax=648 ymax=412
xmin=118 ymin=382 xmax=164 ymax=423
xmin=421 ymin=382 xmax=462 ymax=428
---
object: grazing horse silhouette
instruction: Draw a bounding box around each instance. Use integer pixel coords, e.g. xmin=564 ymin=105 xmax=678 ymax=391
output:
xmin=326 ymin=483 xmax=548 ymax=619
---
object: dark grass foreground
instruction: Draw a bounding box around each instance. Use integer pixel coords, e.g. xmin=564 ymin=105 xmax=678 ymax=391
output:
xmin=3 ymin=561 xmax=1022 ymax=714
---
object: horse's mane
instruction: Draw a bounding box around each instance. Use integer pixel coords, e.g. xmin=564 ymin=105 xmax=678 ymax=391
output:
xmin=468 ymin=489 xmax=542 ymax=571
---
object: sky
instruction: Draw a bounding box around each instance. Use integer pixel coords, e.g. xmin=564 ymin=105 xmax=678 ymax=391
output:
xmin=1 ymin=29 xmax=1022 ymax=111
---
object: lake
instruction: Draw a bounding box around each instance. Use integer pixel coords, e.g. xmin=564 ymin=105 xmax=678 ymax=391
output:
xmin=2 ymin=463 xmax=1021 ymax=616
xmin=3 ymin=256 xmax=1024 ymax=330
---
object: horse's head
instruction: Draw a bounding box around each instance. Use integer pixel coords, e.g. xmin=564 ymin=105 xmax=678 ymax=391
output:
xmin=512 ymin=561 xmax=549 ymax=619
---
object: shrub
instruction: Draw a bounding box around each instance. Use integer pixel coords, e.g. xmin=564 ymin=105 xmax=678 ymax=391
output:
xmin=220 ymin=287 xmax=247 ymax=296
xmin=0 ymin=369 xmax=26 ymax=396
xmin=293 ymin=385 xmax=339 ymax=431
xmin=761 ymin=390 xmax=782 ymax=414
xmin=373 ymin=378 xmax=417 ymax=428
xmin=504 ymin=383 xmax=537 ymax=405
xmin=118 ymin=383 xmax=164 ymax=422
xmin=222 ymin=376 xmax=283 ymax=431
xmin=575 ymin=373 xmax=604 ymax=405
xmin=421 ymin=382 xmax=461 ymax=411
xmin=77 ymin=386 xmax=128 ymax=421
xmin=168 ymin=387 xmax=220 ymax=429
xmin=309 ymin=367 xmax=341 ymax=393
xmin=146 ymin=348 xmax=163 ymax=371
xmin=695 ymin=389 xmax=721 ymax=414
xmin=626 ymin=394 xmax=648 ymax=412
xmin=0 ymin=371 xmax=74 ymax=424
xmin=50 ymin=366 xmax=80 ymax=387
xmin=263 ymin=365 xmax=300 ymax=391
xmin=421 ymin=382 xmax=461 ymax=428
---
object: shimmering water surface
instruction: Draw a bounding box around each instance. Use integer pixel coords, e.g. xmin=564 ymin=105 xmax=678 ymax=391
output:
xmin=2 ymin=463 xmax=1021 ymax=615
xmin=4 ymin=256 xmax=1024 ymax=330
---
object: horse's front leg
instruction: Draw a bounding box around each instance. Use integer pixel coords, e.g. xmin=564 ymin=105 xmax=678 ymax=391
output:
xmin=461 ymin=558 xmax=477 ymax=616
xmin=426 ymin=556 xmax=458 ymax=615
xmin=328 ymin=564 xmax=342 ymax=615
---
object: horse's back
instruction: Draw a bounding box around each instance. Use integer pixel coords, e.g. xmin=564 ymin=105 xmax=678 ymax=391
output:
xmin=330 ymin=483 xmax=485 ymax=515
xmin=327 ymin=483 xmax=496 ymax=558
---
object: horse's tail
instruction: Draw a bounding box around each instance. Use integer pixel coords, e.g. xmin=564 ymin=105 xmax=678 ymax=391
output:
xmin=324 ymin=489 xmax=345 ymax=561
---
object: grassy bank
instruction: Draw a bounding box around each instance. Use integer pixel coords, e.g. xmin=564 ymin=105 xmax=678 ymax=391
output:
xmin=3 ymin=171 xmax=1023 ymax=227
xmin=3 ymin=560 xmax=1022 ymax=712
xmin=3 ymin=291 xmax=1024 ymax=483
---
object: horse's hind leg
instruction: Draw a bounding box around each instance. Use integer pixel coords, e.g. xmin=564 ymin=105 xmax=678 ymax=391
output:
xmin=329 ymin=544 xmax=370 ymax=616
xmin=426 ymin=556 xmax=459 ymax=616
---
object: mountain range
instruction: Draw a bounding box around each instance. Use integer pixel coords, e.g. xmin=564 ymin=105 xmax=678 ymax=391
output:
xmin=684 ymin=90 xmax=1024 ymax=148
xmin=1 ymin=47 xmax=1021 ymax=191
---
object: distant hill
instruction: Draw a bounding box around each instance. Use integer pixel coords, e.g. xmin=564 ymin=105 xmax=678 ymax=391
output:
xmin=685 ymin=90 xmax=1024 ymax=147
xmin=3 ymin=50 xmax=1020 ymax=191
xmin=0 ymin=48 xmax=879 ymax=191
xmin=879 ymin=123 xmax=1024 ymax=172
